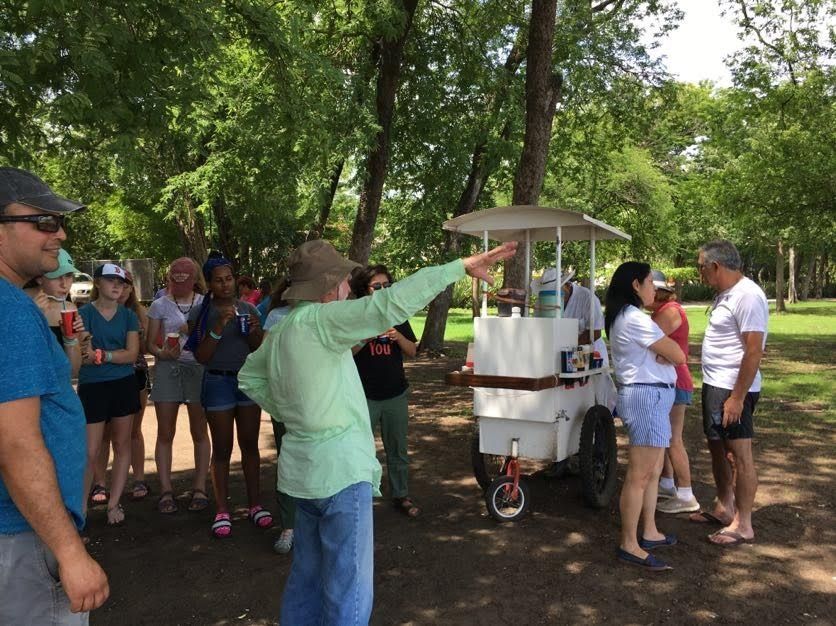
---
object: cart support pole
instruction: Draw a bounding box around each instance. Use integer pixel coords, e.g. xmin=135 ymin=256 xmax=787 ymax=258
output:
xmin=556 ymin=226 xmax=563 ymax=319
xmin=525 ymin=229 xmax=531 ymax=316
xmin=590 ymin=226 xmax=596 ymax=342
xmin=481 ymin=230 xmax=488 ymax=318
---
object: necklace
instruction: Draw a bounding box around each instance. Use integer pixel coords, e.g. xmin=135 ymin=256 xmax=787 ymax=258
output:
xmin=174 ymin=293 xmax=196 ymax=315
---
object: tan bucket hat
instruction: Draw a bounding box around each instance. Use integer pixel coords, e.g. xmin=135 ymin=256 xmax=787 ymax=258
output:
xmin=282 ymin=240 xmax=361 ymax=302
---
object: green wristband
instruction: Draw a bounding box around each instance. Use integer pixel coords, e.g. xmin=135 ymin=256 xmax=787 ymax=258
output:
xmin=209 ymin=330 xmax=223 ymax=340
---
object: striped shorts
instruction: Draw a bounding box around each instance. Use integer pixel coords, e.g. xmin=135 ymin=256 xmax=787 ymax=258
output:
xmin=616 ymin=384 xmax=675 ymax=448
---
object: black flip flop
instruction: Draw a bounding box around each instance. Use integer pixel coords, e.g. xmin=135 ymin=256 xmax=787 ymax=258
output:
xmin=689 ymin=511 xmax=728 ymax=525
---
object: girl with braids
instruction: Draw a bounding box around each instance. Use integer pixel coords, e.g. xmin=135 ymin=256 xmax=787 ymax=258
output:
xmin=187 ymin=253 xmax=271 ymax=538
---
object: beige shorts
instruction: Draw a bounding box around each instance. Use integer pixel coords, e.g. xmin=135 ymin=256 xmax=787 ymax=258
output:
xmin=150 ymin=360 xmax=204 ymax=404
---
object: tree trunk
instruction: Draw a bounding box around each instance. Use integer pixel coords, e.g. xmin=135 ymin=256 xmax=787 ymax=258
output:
xmin=211 ymin=193 xmax=238 ymax=266
xmin=801 ymin=253 xmax=815 ymax=300
xmin=504 ymin=0 xmax=562 ymax=289
xmin=788 ymin=246 xmax=798 ymax=303
xmin=815 ymin=252 xmax=828 ymax=299
xmin=175 ymin=193 xmax=209 ymax=265
xmin=775 ymin=239 xmax=786 ymax=313
xmin=418 ymin=39 xmax=525 ymax=354
xmin=348 ymin=0 xmax=419 ymax=265
xmin=307 ymin=159 xmax=345 ymax=241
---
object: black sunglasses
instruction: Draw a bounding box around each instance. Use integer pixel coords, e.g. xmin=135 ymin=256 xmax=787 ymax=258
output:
xmin=0 ymin=213 xmax=66 ymax=233
xmin=370 ymin=281 xmax=391 ymax=290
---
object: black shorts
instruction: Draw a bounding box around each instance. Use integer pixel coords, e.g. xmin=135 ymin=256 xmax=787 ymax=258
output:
xmin=78 ymin=375 xmax=141 ymax=424
xmin=135 ymin=368 xmax=150 ymax=392
xmin=701 ymin=383 xmax=759 ymax=441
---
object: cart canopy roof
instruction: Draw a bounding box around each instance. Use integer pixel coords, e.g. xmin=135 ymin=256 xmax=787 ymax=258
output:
xmin=442 ymin=205 xmax=631 ymax=243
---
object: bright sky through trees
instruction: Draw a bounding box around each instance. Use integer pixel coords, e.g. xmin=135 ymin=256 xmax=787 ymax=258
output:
xmin=644 ymin=0 xmax=743 ymax=85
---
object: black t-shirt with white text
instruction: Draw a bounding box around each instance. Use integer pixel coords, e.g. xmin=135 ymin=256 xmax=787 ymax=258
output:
xmin=353 ymin=321 xmax=417 ymax=401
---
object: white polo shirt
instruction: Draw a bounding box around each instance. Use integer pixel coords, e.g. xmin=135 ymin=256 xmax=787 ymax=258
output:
xmin=702 ymin=277 xmax=768 ymax=392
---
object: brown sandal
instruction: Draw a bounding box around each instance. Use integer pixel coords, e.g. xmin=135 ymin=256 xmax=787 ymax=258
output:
xmin=393 ymin=497 xmax=420 ymax=518
xmin=157 ymin=492 xmax=178 ymax=514
xmin=188 ymin=489 xmax=210 ymax=512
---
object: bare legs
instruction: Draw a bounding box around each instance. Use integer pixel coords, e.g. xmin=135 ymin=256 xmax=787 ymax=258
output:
xmin=661 ymin=404 xmax=692 ymax=488
xmin=155 ymin=401 xmax=210 ymax=496
xmin=619 ymin=446 xmax=666 ymax=558
xmin=707 ymin=438 xmax=757 ymax=542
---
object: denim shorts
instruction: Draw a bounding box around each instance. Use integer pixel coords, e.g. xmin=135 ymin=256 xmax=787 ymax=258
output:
xmin=674 ymin=388 xmax=693 ymax=406
xmin=616 ymin=384 xmax=674 ymax=448
xmin=200 ymin=371 xmax=255 ymax=412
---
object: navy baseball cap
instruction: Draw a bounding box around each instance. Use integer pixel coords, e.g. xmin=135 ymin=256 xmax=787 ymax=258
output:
xmin=0 ymin=167 xmax=85 ymax=213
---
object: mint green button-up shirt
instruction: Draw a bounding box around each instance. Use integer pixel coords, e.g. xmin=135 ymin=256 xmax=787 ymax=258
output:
xmin=238 ymin=260 xmax=465 ymax=499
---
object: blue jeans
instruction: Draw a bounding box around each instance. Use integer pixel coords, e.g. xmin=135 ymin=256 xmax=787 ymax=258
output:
xmin=281 ymin=482 xmax=374 ymax=625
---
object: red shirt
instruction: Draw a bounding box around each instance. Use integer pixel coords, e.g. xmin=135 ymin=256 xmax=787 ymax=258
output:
xmin=652 ymin=300 xmax=693 ymax=392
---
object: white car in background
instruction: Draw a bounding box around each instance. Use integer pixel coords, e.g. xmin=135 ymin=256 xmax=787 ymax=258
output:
xmin=70 ymin=272 xmax=94 ymax=304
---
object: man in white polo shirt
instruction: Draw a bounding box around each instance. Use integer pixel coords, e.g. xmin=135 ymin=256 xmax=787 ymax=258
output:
xmin=692 ymin=240 xmax=768 ymax=546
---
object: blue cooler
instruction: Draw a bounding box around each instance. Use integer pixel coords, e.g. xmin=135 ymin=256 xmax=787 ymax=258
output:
xmin=536 ymin=290 xmax=558 ymax=318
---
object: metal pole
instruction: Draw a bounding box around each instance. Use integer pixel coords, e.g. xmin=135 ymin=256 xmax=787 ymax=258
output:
xmin=590 ymin=226 xmax=596 ymax=347
xmin=525 ymin=229 xmax=531 ymax=316
xmin=481 ymin=230 xmax=488 ymax=318
xmin=556 ymin=226 xmax=562 ymax=319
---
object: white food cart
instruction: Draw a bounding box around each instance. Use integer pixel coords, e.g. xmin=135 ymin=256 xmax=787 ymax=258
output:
xmin=444 ymin=205 xmax=631 ymax=522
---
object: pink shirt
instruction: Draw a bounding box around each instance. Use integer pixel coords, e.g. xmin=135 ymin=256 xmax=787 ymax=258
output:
xmin=652 ymin=300 xmax=693 ymax=392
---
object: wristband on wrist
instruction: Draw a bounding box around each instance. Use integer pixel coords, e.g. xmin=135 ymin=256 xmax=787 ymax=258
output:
xmin=209 ymin=330 xmax=223 ymax=340
xmin=62 ymin=338 xmax=79 ymax=346
xmin=105 ymin=350 xmax=113 ymax=363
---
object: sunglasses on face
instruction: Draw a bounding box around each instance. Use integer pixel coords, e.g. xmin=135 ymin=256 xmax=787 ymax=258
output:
xmin=370 ymin=281 xmax=391 ymax=290
xmin=0 ymin=213 xmax=66 ymax=233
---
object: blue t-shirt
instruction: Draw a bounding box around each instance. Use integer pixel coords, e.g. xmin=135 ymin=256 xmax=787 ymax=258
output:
xmin=256 ymin=296 xmax=272 ymax=325
xmin=78 ymin=303 xmax=139 ymax=384
xmin=0 ymin=279 xmax=87 ymax=534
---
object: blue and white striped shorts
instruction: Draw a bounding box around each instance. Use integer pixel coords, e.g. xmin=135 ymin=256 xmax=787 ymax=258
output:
xmin=616 ymin=384 xmax=675 ymax=448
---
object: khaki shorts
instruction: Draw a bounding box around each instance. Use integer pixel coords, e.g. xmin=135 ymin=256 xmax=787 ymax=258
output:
xmin=0 ymin=531 xmax=88 ymax=625
xmin=150 ymin=360 xmax=204 ymax=404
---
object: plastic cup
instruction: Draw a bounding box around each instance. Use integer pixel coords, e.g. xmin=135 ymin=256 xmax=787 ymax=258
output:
xmin=166 ymin=333 xmax=179 ymax=349
xmin=237 ymin=313 xmax=250 ymax=336
xmin=60 ymin=310 xmax=75 ymax=337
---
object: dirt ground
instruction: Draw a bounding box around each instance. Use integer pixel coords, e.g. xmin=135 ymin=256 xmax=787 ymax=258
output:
xmin=88 ymin=350 xmax=835 ymax=625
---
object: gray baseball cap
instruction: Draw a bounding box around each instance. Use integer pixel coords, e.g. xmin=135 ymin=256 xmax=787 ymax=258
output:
xmin=0 ymin=167 xmax=85 ymax=213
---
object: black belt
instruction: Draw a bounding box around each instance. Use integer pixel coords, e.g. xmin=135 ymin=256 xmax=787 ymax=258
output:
xmin=207 ymin=369 xmax=239 ymax=376
xmin=623 ymin=382 xmax=674 ymax=389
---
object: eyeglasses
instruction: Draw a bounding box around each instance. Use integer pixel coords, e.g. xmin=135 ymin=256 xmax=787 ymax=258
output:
xmin=0 ymin=213 xmax=66 ymax=233
xmin=370 ymin=281 xmax=391 ymax=290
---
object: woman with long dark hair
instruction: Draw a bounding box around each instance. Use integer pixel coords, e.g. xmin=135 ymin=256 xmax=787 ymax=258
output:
xmin=187 ymin=253 xmax=271 ymax=538
xmin=350 ymin=264 xmax=420 ymax=518
xmin=605 ymin=262 xmax=685 ymax=571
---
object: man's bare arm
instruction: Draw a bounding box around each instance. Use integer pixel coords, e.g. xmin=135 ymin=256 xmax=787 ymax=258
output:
xmin=0 ymin=397 xmax=109 ymax=612
xmin=722 ymin=331 xmax=764 ymax=426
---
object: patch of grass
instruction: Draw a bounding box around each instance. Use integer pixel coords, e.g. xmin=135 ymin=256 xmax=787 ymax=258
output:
xmin=412 ymin=299 xmax=836 ymax=431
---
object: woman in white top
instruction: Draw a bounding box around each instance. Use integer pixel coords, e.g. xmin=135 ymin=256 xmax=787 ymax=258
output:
xmin=604 ymin=262 xmax=686 ymax=572
xmin=146 ymin=258 xmax=211 ymax=514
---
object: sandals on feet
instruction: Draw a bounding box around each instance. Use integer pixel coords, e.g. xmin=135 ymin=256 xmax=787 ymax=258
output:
xmin=212 ymin=513 xmax=232 ymax=538
xmin=249 ymin=505 xmax=273 ymax=529
xmin=107 ymin=504 xmax=125 ymax=526
xmin=157 ymin=491 xmax=178 ymax=515
xmin=393 ymin=497 xmax=420 ymax=518
xmin=129 ymin=480 xmax=150 ymax=501
xmin=89 ymin=484 xmax=108 ymax=505
xmin=188 ymin=489 xmax=210 ymax=512
xmin=708 ymin=529 xmax=754 ymax=547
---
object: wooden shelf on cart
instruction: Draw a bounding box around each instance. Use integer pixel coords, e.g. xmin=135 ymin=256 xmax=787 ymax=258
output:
xmin=445 ymin=367 xmax=611 ymax=390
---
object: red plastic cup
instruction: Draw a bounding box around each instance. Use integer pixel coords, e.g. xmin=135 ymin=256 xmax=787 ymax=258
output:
xmin=61 ymin=310 xmax=76 ymax=337
xmin=166 ymin=333 xmax=179 ymax=349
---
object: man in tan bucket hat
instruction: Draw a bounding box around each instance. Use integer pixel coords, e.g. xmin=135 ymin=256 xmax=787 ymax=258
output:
xmin=239 ymin=238 xmax=516 ymax=625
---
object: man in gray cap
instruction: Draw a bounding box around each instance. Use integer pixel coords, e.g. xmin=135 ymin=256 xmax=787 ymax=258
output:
xmin=239 ymin=238 xmax=516 ymax=625
xmin=0 ymin=167 xmax=109 ymax=624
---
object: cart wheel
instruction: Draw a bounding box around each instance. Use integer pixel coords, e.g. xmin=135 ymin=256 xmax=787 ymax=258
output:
xmin=485 ymin=475 xmax=530 ymax=523
xmin=579 ymin=405 xmax=618 ymax=508
xmin=471 ymin=431 xmax=510 ymax=492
